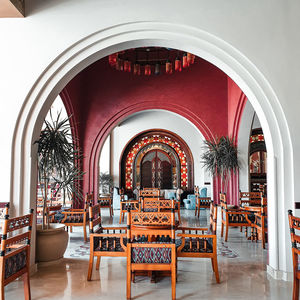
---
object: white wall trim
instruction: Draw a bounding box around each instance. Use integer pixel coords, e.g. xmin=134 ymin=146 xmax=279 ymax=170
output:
xmin=267 ymin=264 xmax=293 ymax=282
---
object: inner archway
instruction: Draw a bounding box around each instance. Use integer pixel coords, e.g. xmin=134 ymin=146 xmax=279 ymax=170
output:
xmin=11 ymin=22 xmax=293 ymax=279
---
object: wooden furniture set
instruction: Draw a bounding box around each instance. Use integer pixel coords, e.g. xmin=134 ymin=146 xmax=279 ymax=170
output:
xmin=87 ymin=200 xmax=220 ymax=299
xmin=0 ymin=203 xmax=34 ymax=300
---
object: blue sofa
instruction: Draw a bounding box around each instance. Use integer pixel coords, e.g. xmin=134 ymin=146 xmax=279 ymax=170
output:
xmin=183 ymin=187 xmax=208 ymax=210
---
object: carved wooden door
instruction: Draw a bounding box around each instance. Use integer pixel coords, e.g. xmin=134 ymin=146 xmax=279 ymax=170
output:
xmin=141 ymin=150 xmax=172 ymax=189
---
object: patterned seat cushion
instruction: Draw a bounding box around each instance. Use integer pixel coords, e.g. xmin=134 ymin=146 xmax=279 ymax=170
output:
xmin=131 ymin=246 xmax=172 ymax=264
xmin=5 ymin=250 xmax=27 ymax=279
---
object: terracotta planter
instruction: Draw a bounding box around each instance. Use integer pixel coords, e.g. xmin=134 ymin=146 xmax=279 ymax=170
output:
xmin=36 ymin=224 xmax=69 ymax=262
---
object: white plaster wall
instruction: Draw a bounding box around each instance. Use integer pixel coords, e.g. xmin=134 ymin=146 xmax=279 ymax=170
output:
xmin=107 ymin=110 xmax=211 ymax=195
xmin=0 ymin=0 xmax=298 ymax=278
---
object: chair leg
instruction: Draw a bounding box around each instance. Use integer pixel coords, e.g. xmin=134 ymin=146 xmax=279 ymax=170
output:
xmin=96 ymin=256 xmax=101 ymax=270
xmin=212 ymin=257 xmax=220 ymax=283
xmin=23 ymin=272 xmax=31 ymax=300
xmin=0 ymin=283 xmax=5 ymax=300
xmin=70 ymin=226 xmax=73 ymax=233
xmin=197 ymin=207 xmax=200 ymax=218
xmin=240 ymin=226 xmax=243 ymax=232
xmin=122 ymin=212 xmax=125 ymax=222
xmin=293 ymin=276 xmax=299 ymax=300
xmin=177 ymin=210 xmax=181 ymax=224
xmin=87 ymin=254 xmax=94 ymax=281
xmin=131 ymin=271 xmax=135 ymax=283
xmin=83 ymin=224 xmax=87 ymax=242
xmin=119 ymin=210 xmax=122 ymax=224
xmin=171 ymin=265 xmax=176 ymax=300
xmin=262 ymin=231 xmax=266 ymax=249
xmin=225 ymin=223 xmax=229 ymax=242
xmin=221 ymin=222 xmax=224 ymax=237
xmin=195 ymin=207 xmax=197 ymax=216
xmin=127 ymin=264 xmax=131 ymax=299
xmin=211 ymin=258 xmax=215 ymax=272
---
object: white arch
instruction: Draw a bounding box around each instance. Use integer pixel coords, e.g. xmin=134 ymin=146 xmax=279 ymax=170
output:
xmin=11 ymin=22 xmax=293 ymax=279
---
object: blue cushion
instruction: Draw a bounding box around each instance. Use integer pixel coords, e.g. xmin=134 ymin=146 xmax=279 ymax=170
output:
xmin=200 ymin=187 xmax=208 ymax=197
xmin=167 ymin=192 xmax=176 ymax=200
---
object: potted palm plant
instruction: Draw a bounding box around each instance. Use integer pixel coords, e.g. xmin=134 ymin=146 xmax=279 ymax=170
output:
xmin=201 ymin=136 xmax=239 ymax=193
xmin=35 ymin=111 xmax=84 ymax=262
xmin=99 ymin=172 xmax=114 ymax=195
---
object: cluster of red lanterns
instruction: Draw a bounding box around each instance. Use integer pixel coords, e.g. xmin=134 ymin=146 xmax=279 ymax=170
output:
xmin=108 ymin=47 xmax=196 ymax=76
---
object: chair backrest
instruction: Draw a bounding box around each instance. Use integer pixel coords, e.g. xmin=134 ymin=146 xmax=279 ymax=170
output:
xmin=139 ymin=188 xmax=160 ymax=198
xmin=141 ymin=198 xmax=174 ymax=212
xmin=288 ymin=210 xmax=300 ymax=273
xmin=0 ymin=203 xmax=9 ymax=219
xmin=239 ymin=192 xmax=262 ymax=207
xmin=0 ymin=209 xmax=34 ymax=284
xmin=220 ymin=193 xmax=228 ymax=209
xmin=127 ymin=200 xmax=176 ymax=242
xmin=194 ymin=186 xmax=199 ymax=196
xmin=89 ymin=203 xmax=102 ymax=233
xmin=209 ymin=203 xmax=218 ymax=234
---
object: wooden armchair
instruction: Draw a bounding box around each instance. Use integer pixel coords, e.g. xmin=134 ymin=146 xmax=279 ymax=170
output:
xmin=288 ymin=210 xmax=300 ymax=300
xmin=177 ymin=203 xmax=220 ymax=283
xmin=220 ymin=193 xmax=251 ymax=242
xmin=119 ymin=200 xmax=140 ymax=224
xmin=87 ymin=202 xmax=127 ymax=281
xmin=98 ymin=196 xmax=113 ymax=217
xmin=239 ymin=192 xmax=262 ymax=235
xmin=252 ymin=197 xmax=268 ymax=248
xmin=0 ymin=209 xmax=34 ymax=300
xmin=126 ymin=202 xmax=177 ymax=300
xmin=60 ymin=192 xmax=93 ymax=242
xmin=195 ymin=193 xmax=212 ymax=218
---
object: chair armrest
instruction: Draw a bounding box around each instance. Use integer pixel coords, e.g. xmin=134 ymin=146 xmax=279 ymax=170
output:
xmin=177 ymin=226 xmax=209 ymax=232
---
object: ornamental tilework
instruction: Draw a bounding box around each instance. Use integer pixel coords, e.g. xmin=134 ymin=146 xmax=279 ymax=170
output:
xmin=125 ymin=135 xmax=188 ymax=189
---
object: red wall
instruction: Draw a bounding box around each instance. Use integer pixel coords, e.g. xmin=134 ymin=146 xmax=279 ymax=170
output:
xmin=227 ymin=77 xmax=247 ymax=205
xmin=61 ymin=56 xmax=245 ymax=203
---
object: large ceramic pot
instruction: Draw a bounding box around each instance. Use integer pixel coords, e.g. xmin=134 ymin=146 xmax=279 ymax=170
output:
xmin=36 ymin=224 xmax=69 ymax=262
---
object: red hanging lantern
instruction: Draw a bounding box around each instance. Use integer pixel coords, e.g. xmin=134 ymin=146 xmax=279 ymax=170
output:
xmin=187 ymin=52 xmax=195 ymax=65
xmin=175 ymin=57 xmax=182 ymax=72
xmin=108 ymin=53 xmax=117 ymax=66
xmin=116 ymin=57 xmax=124 ymax=71
xmin=124 ymin=60 xmax=131 ymax=72
xmin=182 ymin=53 xmax=188 ymax=68
xmin=145 ymin=64 xmax=151 ymax=75
xmin=166 ymin=60 xmax=173 ymax=74
xmin=133 ymin=63 xmax=141 ymax=75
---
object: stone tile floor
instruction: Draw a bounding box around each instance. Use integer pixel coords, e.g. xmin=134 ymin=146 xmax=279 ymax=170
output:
xmin=6 ymin=208 xmax=292 ymax=299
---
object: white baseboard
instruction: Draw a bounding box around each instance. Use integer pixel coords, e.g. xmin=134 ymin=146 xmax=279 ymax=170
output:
xmin=267 ymin=264 xmax=293 ymax=281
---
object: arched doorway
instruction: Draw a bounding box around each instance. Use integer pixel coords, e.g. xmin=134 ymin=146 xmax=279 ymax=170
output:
xmin=11 ymin=22 xmax=293 ymax=278
xmin=120 ymin=129 xmax=194 ymax=194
